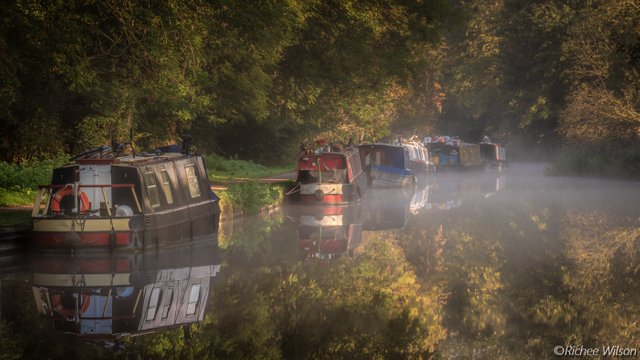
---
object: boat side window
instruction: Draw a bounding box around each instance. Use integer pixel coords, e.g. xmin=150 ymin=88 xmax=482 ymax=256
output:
xmin=147 ymin=287 xmax=161 ymax=321
xmin=184 ymin=164 xmax=201 ymax=198
xmin=144 ymin=172 xmax=161 ymax=208
xmin=160 ymin=170 xmax=174 ymax=205
xmin=161 ymin=287 xmax=174 ymax=319
xmin=186 ymin=283 xmax=201 ymax=316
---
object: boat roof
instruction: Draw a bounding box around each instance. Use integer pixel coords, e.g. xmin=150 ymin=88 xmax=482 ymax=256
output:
xmin=58 ymin=152 xmax=197 ymax=168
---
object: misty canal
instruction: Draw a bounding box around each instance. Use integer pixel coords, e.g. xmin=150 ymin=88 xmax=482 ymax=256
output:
xmin=2 ymin=163 xmax=640 ymax=358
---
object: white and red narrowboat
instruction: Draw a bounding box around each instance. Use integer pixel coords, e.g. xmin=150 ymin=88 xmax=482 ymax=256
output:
xmin=294 ymin=147 xmax=367 ymax=205
xmin=30 ymin=237 xmax=220 ymax=341
xmin=30 ymin=145 xmax=220 ymax=251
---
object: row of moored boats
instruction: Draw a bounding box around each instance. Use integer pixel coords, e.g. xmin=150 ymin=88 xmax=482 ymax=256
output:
xmin=293 ymin=136 xmax=506 ymax=205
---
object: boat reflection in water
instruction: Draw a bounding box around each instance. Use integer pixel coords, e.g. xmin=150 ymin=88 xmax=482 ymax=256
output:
xmin=287 ymin=187 xmax=416 ymax=262
xmin=29 ymin=234 xmax=220 ymax=342
xmin=423 ymin=172 xmax=506 ymax=210
xmin=292 ymin=205 xmax=363 ymax=262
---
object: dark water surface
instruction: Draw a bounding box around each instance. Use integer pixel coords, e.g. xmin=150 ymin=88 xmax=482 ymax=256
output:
xmin=2 ymin=164 xmax=640 ymax=359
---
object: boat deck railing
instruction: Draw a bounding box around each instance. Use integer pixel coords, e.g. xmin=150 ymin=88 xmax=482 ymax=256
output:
xmin=33 ymin=183 xmax=142 ymax=217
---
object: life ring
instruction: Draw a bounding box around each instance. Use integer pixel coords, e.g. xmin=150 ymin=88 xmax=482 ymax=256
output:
xmin=51 ymin=293 xmax=91 ymax=319
xmin=52 ymin=187 xmax=90 ymax=213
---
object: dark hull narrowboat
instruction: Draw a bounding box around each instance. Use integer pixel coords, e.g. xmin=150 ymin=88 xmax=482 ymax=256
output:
xmin=480 ymin=142 xmax=507 ymax=169
xmin=358 ymin=144 xmax=414 ymax=188
xmin=295 ymin=147 xmax=367 ymax=205
xmin=30 ymin=237 xmax=220 ymax=341
xmin=31 ymin=147 xmax=220 ymax=251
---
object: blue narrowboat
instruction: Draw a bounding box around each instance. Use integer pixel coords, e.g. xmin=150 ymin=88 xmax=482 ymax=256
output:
xmin=357 ymin=144 xmax=414 ymax=188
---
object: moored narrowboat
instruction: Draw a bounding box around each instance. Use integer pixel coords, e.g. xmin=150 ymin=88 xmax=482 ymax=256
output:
xmin=480 ymin=140 xmax=507 ymax=169
xmin=294 ymin=147 xmax=367 ymax=205
xmin=426 ymin=136 xmax=483 ymax=171
xmin=357 ymin=144 xmax=414 ymax=188
xmin=31 ymin=146 xmax=220 ymax=251
xmin=401 ymin=141 xmax=431 ymax=174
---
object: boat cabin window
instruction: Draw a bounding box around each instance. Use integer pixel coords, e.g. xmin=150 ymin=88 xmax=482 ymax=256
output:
xmin=161 ymin=287 xmax=174 ymax=319
xmin=147 ymin=288 xmax=161 ymax=321
xmin=160 ymin=170 xmax=174 ymax=205
xmin=144 ymin=172 xmax=161 ymax=208
xmin=186 ymin=284 xmax=201 ymax=316
xmin=184 ymin=164 xmax=201 ymax=198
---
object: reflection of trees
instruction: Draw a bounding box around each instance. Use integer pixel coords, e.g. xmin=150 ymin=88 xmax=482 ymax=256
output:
xmin=0 ymin=281 xmax=113 ymax=359
xmin=397 ymin=189 xmax=640 ymax=357
xmin=115 ymin=213 xmax=445 ymax=358
xmin=555 ymin=212 xmax=640 ymax=348
xmin=203 ymin=232 xmax=446 ymax=359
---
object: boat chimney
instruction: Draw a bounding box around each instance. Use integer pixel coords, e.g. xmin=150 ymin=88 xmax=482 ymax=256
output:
xmin=182 ymin=134 xmax=192 ymax=155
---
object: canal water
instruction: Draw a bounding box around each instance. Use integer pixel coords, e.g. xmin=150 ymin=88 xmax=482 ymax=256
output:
xmin=1 ymin=163 xmax=640 ymax=359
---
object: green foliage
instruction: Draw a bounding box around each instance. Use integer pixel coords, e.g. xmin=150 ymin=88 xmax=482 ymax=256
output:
xmin=0 ymin=0 xmax=451 ymax=165
xmin=0 ymin=188 xmax=34 ymax=207
xmin=224 ymin=182 xmax=284 ymax=214
xmin=204 ymin=153 xmax=292 ymax=180
xmin=548 ymin=143 xmax=640 ymax=179
xmin=0 ymin=155 xmax=69 ymax=190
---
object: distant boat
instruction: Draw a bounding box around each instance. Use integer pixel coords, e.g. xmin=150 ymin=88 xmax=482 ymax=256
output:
xmin=401 ymin=141 xmax=432 ymax=174
xmin=31 ymin=145 xmax=220 ymax=251
xmin=425 ymin=136 xmax=483 ymax=171
xmin=293 ymin=147 xmax=367 ymax=205
xmin=480 ymin=141 xmax=507 ymax=170
xmin=357 ymin=144 xmax=415 ymax=188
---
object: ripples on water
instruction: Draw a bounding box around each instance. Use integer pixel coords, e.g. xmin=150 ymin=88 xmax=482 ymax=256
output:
xmin=2 ymin=164 xmax=640 ymax=358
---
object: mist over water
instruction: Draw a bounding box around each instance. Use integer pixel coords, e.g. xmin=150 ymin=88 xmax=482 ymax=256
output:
xmin=2 ymin=162 xmax=640 ymax=358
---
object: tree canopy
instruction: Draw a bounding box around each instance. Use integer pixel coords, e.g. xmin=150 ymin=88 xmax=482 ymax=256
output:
xmin=0 ymin=0 xmax=638 ymax=165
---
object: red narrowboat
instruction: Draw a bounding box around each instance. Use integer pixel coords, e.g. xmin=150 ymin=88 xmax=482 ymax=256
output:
xmin=294 ymin=147 xmax=367 ymax=205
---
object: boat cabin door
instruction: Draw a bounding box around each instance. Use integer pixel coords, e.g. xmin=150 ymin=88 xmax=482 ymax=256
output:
xmin=79 ymin=164 xmax=112 ymax=213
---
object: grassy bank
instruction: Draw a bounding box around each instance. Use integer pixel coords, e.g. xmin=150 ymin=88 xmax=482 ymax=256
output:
xmin=0 ymin=156 xmax=69 ymax=207
xmin=218 ymin=182 xmax=285 ymax=216
xmin=548 ymin=143 xmax=640 ymax=180
xmin=204 ymin=153 xmax=293 ymax=182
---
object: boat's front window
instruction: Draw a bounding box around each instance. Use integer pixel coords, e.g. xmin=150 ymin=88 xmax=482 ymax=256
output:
xmin=185 ymin=164 xmax=201 ymax=198
xmin=307 ymin=169 xmax=347 ymax=184
xmin=160 ymin=170 xmax=174 ymax=204
xmin=144 ymin=172 xmax=161 ymax=208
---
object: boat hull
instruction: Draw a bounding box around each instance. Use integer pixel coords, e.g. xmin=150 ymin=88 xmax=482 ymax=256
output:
xmin=370 ymin=167 xmax=414 ymax=188
xmin=31 ymin=200 xmax=220 ymax=251
xmin=299 ymin=183 xmax=363 ymax=205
